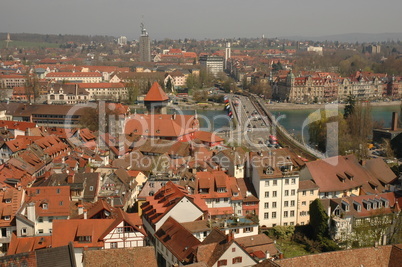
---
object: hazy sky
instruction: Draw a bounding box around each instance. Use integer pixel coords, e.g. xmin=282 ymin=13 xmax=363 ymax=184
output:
xmin=2 ymin=0 xmax=402 ymax=40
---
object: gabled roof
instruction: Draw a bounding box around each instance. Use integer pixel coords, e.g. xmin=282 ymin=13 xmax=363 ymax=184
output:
xmin=155 ymin=217 xmax=201 ymax=263
xmin=26 ymin=186 xmax=71 ymax=217
xmin=144 ymin=82 xmax=168 ymax=101
xmin=7 ymin=233 xmax=52 ymax=255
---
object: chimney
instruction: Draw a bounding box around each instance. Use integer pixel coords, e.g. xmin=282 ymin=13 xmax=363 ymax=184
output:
xmin=83 ymin=209 xmax=88 ymax=219
xmin=226 ymin=230 xmax=234 ymax=243
xmin=27 ymin=202 xmax=36 ymax=222
xmin=392 ymin=112 xmax=398 ymax=131
xmin=78 ymin=204 xmax=84 ymax=215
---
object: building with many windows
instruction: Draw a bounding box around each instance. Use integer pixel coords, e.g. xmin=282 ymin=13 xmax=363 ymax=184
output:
xmin=199 ymin=55 xmax=224 ymax=77
xmin=247 ymin=149 xmax=305 ymax=228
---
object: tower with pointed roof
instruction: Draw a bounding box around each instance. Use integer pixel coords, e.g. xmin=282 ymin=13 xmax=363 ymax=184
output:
xmin=144 ymin=82 xmax=169 ymax=114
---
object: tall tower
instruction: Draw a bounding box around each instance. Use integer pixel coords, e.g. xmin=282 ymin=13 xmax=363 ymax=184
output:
xmin=225 ymin=42 xmax=231 ymax=70
xmin=139 ymin=23 xmax=151 ymax=62
xmin=5 ymin=33 xmax=12 ymax=48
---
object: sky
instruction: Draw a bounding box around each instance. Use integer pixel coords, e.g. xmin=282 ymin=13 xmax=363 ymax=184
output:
xmin=1 ymin=0 xmax=402 ymax=40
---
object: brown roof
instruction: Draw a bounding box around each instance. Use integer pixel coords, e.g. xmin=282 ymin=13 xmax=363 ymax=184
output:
xmin=83 ymin=247 xmax=157 ymax=267
xmin=298 ymin=180 xmax=319 ymax=191
xmin=155 ymin=217 xmax=201 ymax=263
xmin=144 ymin=82 xmax=168 ymax=101
xmin=303 ymin=155 xmax=394 ymax=193
xmin=256 ymin=244 xmax=402 ymax=267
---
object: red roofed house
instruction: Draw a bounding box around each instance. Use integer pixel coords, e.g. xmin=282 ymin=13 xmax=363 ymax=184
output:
xmin=45 ymin=72 xmax=103 ymax=83
xmin=52 ymin=207 xmax=145 ymax=267
xmin=15 ymin=186 xmax=71 ymax=237
xmin=0 ymin=185 xmax=24 ymax=255
xmin=193 ymin=131 xmax=224 ymax=147
xmin=141 ymin=181 xmax=207 ymax=245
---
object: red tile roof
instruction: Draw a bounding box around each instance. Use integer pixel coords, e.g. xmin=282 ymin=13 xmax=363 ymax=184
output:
xmin=144 ymin=82 xmax=169 ymax=101
xmin=26 ymin=186 xmax=71 ymax=217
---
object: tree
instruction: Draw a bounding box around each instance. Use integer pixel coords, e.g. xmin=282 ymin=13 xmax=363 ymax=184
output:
xmin=125 ymin=79 xmax=140 ymax=104
xmin=309 ymin=199 xmax=330 ymax=240
xmin=343 ymin=94 xmax=355 ymax=119
xmin=165 ymin=76 xmax=174 ymax=93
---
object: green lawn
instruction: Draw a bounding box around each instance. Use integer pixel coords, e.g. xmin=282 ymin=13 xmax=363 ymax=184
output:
xmin=276 ymin=239 xmax=313 ymax=259
xmin=0 ymin=40 xmax=59 ymax=49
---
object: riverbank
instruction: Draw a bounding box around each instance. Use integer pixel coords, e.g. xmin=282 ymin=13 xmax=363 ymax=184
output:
xmin=130 ymin=103 xmax=226 ymax=111
xmin=264 ymin=100 xmax=401 ymax=110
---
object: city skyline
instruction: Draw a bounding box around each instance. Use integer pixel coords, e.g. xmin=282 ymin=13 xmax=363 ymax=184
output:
xmin=2 ymin=0 xmax=402 ymax=40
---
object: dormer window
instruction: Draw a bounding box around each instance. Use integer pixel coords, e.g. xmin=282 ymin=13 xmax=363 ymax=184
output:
xmin=342 ymin=200 xmax=349 ymax=212
xmin=4 ymin=198 xmax=11 ymax=204
xmin=3 ymin=216 xmax=10 ymax=221
xmin=354 ymin=201 xmax=362 ymax=212
xmin=42 ymin=203 xmax=48 ymax=210
xmin=264 ymin=166 xmax=274 ymax=175
xmin=217 ymin=187 xmax=226 ymax=193
xmin=363 ymin=200 xmax=371 ymax=211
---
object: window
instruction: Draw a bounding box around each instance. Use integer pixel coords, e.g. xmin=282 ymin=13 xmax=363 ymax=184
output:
xmin=21 ymin=228 xmax=27 ymax=236
xmin=265 ymin=181 xmax=270 ymax=187
xmin=291 ymin=189 xmax=295 ymax=196
xmin=89 ymin=186 xmax=94 ymax=191
xmin=217 ymin=260 xmax=227 ymax=267
xmin=285 ymin=179 xmax=289 ymax=185
xmin=272 ymin=212 xmax=277 ymax=218
xmin=243 ymin=227 xmax=252 ymax=233
xmin=290 ymin=222 xmax=294 ymax=226
xmin=272 ymin=202 xmax=277 ymax=208
xmin=42 ymin=203 xmax=48 ymax=210
xmin=36 ymin=189 xmax=40 ymax=194
xmin=233 ymin=257 xmax=242 ymax=264
xmin=265 ymin=192 xmax=269 ymax=198
xmin=110 ymin=242 xmax=118 ymax=249
xmin=273 ymin=191 xmax=277 ymax=197
xmin=284 ymin=211 xmax=288 ymax=218
xmin=216 ymin=198 xmax=220 ymax=203
xmin=264 ymin=202 xmax=269 ymax=209
xmin=232 ymin=248 xmax=236 ymax=252
xmin=56 ymin=188 xmax=61 ymax=194
xmin=310 ymin=190 xmax=314 ymax=195
xmin=38 ymin=217 xmax=43 ymax=223
xmin=59 ymin=201 xmax=63 ymax=206
xmin=264 ymin=212 xmax=269 ymax=219
xmin=38 ymin=229 xmax=44 ymax=234
xmin=284 ymin=201 xmax=289 ymax=207
xmin=284 ymin=222 xmax=288 ymax=226
xmin=291 ymin=179 xmax=296 ymax=184
xmin=291 ymin=200 xmax=295 ymax=207
xmin=302 ymin=191 xmax=306 ymax=196
xmin=48 ymin=217 xmax=53 ymax=222
xmin=302 ymin=201 xmax=306 ymax=206
xmin=149 ymin=183 xmax=154 ymax=188
xmin=290 ymin=211 xmax=295 ymax=217
xmin=284 ymin=190 xmax=289 ymax=196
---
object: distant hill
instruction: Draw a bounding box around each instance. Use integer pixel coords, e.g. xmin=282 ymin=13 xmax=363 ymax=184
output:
xmin=0 ymin=33 xmax=115 ymax=44
xmin=281 ymin=32 xmax=402 ymax=43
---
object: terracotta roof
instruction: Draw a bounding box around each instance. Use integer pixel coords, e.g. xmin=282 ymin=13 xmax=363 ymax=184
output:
xmin=144 ymin=82 xmax=168 ymax=101
xmin=26 ymin=186 xmax=71 ymax=217
xmin=7 ymin=233 xmax=52 ymax=255
xmin=77 ymin=82 xmax=125 ymax=89
xmin=0 ymin=185 xmax=23 ymax=227
xmin=0 ymin=120 xmax=36 ymax=131
xmin=124 ymin=113 xmax=198 ymax=138
xmin=193 ymin=131 xmax=224 ymax=144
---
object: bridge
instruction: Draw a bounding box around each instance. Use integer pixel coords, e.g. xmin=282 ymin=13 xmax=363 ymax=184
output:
xmin=223 ymin=92 xmax=324 ymax=161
